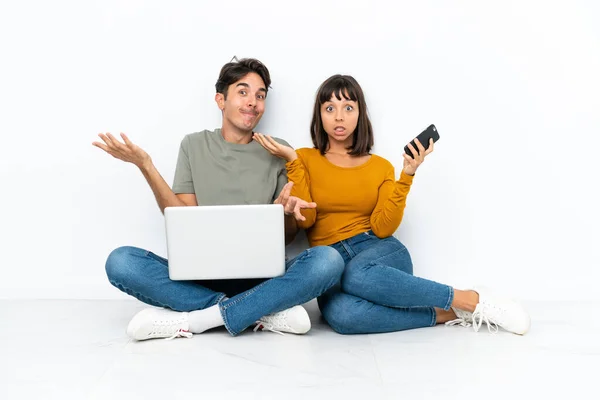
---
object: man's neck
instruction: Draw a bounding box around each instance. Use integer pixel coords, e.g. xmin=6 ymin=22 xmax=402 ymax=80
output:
xmin=221 ymin=124 xmax=253 ymax=144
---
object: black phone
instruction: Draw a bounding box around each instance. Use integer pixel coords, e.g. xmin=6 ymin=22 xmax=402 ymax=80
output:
xmin=404 ymin=124 xmax=440 ymax=158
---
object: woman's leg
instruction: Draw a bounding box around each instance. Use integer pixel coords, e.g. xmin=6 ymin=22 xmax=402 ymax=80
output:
xmin=341 ymin=236 xmax=454 ymax=310
xmin=334 ymin=235 xmax=529 ymax=335
xmin=318 ymin=288 xmax=436 ymax=334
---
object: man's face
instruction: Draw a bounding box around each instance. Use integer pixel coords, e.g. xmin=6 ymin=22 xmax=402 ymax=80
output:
xmin=217 ymin=72 xmax=267 ymax=133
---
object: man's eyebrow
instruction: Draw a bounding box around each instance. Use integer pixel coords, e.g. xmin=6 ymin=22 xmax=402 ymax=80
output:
xmin=235 ymin=83 xmax=267 ymax=93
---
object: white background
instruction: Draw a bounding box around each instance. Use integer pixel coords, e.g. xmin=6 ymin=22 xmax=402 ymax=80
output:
xmin=0 ymin=0 xmax=598 ymax=300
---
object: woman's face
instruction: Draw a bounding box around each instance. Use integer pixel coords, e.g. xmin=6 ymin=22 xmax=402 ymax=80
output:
xmin=320 ymin=93 xmax=359 ymax=146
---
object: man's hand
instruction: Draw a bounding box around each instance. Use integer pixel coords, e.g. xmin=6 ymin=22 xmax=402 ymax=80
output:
xmin=253 ymin=133 xmax=298 ymax=163
xmin=92 ymin=132 xmax=151 ymax=169
xmin=274 ymin=182 xmax=317 ymax=222
xmin=403 ymin=138 xmax=434 ymax=176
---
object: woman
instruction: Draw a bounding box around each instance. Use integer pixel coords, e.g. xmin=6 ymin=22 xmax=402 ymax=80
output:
xmin=254 ymin=74 xmax=530 ymax=335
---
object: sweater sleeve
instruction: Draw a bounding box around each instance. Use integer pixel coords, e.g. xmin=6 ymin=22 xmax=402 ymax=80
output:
xmin=370 ymin=167 xmax=414 ymax=238
xmin=285 ymin=150 xmax=317 ymax=230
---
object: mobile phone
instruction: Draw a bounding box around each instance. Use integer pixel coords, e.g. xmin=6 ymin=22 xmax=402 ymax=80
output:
xmin=404 ymin=124 xmax=440 ymax=158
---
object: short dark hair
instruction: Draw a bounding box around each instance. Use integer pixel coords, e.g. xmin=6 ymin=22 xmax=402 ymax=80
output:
xmin=215 ymin=58 xmax=271 ymax=99
xmin=310 ymin=74 xmax=373 ymax=156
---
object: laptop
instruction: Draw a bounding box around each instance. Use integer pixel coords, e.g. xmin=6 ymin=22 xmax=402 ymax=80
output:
xmin=164 ymin=204 xmax=286 ymax=280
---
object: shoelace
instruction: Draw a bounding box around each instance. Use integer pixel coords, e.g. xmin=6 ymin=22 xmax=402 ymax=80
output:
xmin=253 ymin=311 xmax=291 ymax=335
xmin=445 ymin=308 xmax=473 ymax=328
xmin=445 ymin=318 xmax=472 ymax=328
xmin=253 ymin=322 xmax=285 ymax=335
xmin=147 ymin=317 xmax=192 ymax=340
xmin=165 ymin=329 xmax=193 ymax=341
xmin=471 ymin=303 xmax=499 ymax=333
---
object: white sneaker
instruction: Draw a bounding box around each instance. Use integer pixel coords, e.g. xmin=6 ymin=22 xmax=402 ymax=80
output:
xmin=126 ymin=308 xmax=193 ymax=341
xmin=445 ymin=307 xmax=474 ymax=328
xmin=470 ymin=287 xmax=531 ymax=335
xmin=253 ymin=305 xmax=311 ymax=335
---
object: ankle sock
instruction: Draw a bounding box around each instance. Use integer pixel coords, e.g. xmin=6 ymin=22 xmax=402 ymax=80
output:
xmin=187 ymin=304 xmax=225 ymax=334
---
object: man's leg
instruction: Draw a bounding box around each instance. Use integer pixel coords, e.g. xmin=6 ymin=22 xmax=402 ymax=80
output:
xmin=219 ymin=246 xmax=345 ymax=336
xmin=108 ymin=245 xmax=344 ymax=339
xmin=106 ymin=246 xmax=234 ymax=339
xmin=105 ymin=246 xmax=226 ymax=311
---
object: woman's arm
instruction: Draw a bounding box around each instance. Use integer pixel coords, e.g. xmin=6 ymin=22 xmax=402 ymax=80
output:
xmin=370 ymin=168 xmax=414 ymax=238
xmin=286 ymin=153 xmax=317 ymax=230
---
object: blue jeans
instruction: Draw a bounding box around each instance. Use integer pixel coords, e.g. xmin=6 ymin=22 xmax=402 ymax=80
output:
xmin=318 ymin=231 xmax=454 ymax=334
xmin=105 ymin=246 xmax=344 ymax=336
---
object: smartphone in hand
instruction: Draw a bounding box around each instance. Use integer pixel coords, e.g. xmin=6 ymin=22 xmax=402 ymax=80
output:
xmin=404 ymin=124 xmax=440 ymax=158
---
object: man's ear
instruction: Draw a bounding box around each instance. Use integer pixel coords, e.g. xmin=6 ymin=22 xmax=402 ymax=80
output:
xmin=215 ymin=93 xmax=225 ymax=110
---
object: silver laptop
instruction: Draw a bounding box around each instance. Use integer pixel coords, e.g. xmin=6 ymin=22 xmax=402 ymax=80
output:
xmin=164 ymin=204 xmax=286 ymax=280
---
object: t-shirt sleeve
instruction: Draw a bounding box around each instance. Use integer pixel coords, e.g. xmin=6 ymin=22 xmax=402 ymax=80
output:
xmin=172 ymin=135 xmax=195 ymax=194
xmin=272 ymin=167 xmax=289 ymax=203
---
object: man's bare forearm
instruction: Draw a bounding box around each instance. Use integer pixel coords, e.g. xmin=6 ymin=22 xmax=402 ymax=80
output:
xmin=139 ymin=160 xmax=185 ymax=214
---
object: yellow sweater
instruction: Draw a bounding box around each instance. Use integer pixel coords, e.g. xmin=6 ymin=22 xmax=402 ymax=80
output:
xmin=286 ymin=148 xmax=414 ymax=247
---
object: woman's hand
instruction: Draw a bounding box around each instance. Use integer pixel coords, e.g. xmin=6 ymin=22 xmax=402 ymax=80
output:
xmin=403 ymin=138 xmax=434 ymax=176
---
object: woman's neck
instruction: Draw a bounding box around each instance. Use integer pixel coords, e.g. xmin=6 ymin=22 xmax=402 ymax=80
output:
xmin=326 ymin=139 xmax=352 ymax=156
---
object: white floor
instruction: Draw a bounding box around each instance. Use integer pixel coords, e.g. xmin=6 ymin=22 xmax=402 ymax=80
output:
xmin=0 ymin=299 xmax=597 ymax=400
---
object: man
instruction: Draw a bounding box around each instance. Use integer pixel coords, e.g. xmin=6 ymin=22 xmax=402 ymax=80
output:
xmin=93 ymin=58 xmax=344 ymax=340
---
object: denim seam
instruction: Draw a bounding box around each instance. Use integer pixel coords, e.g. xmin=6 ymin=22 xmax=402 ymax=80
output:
xmin=219 ymin=302 xmax=237 ymax=336
xmin=144 ymin=250 xmax=168 ymax=265
xmin=292 ymin=247 xmax=313 ymax=262
xmin=443 ymin=285 xmax=454 ymax=311
xmin=211 ymin=293 xmax=227 ymax=308
xmin=346 ymin=265 xmax=451 ymax=310
xmin=109 ymin=279 xmax=226 ymax=312
xmin=370 ymin=296 xmax=452 ymax=310
xmin=429 ymin=307 xmax=436 ymax=327
xmin=283 ymin=247 xmax=315 ymax=272
xmin=220 ymin=247 xmax=319 ymax=335
xmin=351 ymin=253 xmax=451 ymax=310
xmin=376 ymin=303 xmax=440 ymax=310
xmin=365 ymin=247 xmax=408 ymax=265
xmin=109 ymin=279 xmax=174 ymax=310
xmin=340 ymin=240 xmax=356 ymax=259
xmin=220 ymin=279 xmax=270 ymax=310
xmin=332 ymin=245 xmax=351 ymax=264
xmin=218 ymin=276 xmax=275 ymax=336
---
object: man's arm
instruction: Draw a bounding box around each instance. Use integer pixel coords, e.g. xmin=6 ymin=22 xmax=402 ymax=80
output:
xmin=139 ymin=159 xmax=198 ymax=213
xmin=92 ymin=132 xmax=197 ymax=214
